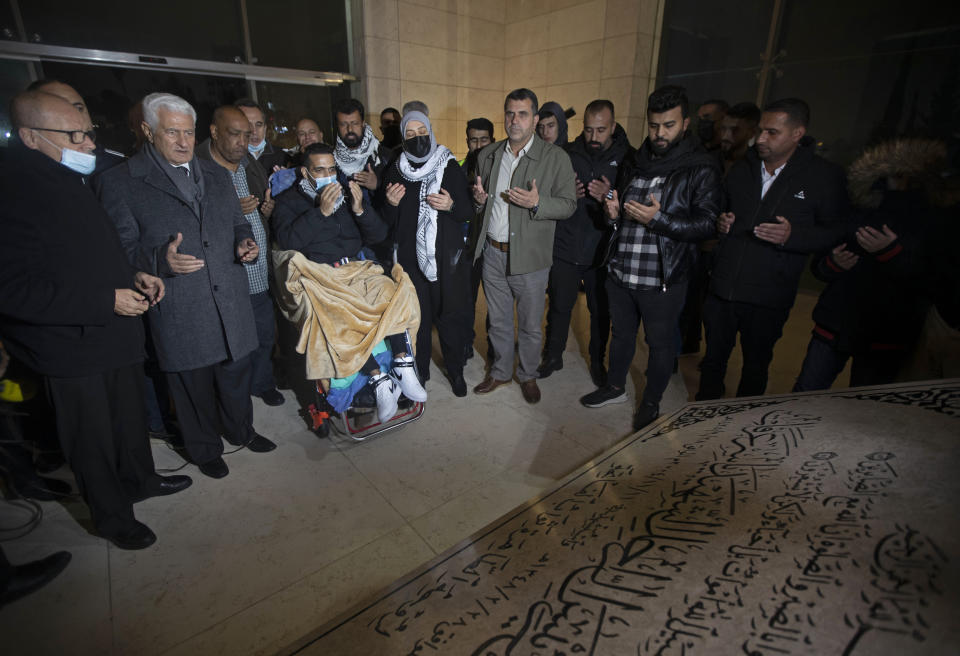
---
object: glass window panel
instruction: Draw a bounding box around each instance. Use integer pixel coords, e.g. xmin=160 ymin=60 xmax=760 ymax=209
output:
xmin=0 ymin=59 xmax=35 ymax=149
xmin=38 ymin=61 xmax=248 ymax=155
xmin=655 ymin=70 xmax=761 ymax=112
xmin=768 ymin=0 xmax=960 ymax=164
xmin=0 ymin=2 xmax=18 ymax=41
xmin=19 ymin=0 xmax=246 ymax=63
xmin=248 ymin=0 xmax=350 ymax=72
xmin=255 ymin=81 xmax=352 ymax=151
xmin=657 ymin=0 xmax=774 ymax=78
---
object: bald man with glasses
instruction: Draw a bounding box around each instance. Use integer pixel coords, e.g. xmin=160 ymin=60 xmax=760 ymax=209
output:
xmin=0 ymin=91 xmax=192 ymax=550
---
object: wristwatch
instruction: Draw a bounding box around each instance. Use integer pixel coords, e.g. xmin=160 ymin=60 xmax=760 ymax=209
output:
xmin=531 ymin=204 xmax=539 ymax=215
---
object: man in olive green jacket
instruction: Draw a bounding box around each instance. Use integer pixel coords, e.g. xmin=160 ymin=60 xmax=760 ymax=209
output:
xmin=469 ymin=88 xmax=577 ymax=404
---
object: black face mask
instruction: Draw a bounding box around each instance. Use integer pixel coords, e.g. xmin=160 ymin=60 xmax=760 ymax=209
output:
xmin=697 ymin=119 xmax=714 ymax=144
xmin=403 ymin=135 xmax=432 ymax=159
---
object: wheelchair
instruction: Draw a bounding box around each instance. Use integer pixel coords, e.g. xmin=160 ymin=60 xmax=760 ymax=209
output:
xmin=305 ymin=332 xmax=425 ymax=443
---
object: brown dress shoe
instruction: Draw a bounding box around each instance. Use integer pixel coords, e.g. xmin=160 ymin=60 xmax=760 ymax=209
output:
xmin=520 ymin=379 xmax=541 ymax=404
xmin=473 ymin=376 xmax=511 ymax=394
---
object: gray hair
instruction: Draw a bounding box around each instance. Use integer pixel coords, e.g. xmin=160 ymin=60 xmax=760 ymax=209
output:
xmin=142 ymin=92 xmax=196 ymax=131
xmin=402 ymin=100 xmax=429 ymax=117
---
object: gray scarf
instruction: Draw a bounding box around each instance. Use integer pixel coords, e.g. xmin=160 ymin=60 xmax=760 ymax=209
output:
xmin=145 ymin=142 xmax=204 ymax=216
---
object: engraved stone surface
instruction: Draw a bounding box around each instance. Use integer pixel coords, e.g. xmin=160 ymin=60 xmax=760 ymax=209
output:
xmin=286 ymin=381 xmax=960 ymax=655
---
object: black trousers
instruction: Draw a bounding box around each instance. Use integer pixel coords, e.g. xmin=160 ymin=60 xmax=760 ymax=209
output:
xmin=405 ymin=260 xmax=470 ymax=380
xmin=45 ymin=362 xmax=155 ymax=535
xmin=165 ymin=355 xmax=255 ymax=465
xmin=606 ymin=278 xmax=687 ymax=406
xmin=544 ymin=259 xmax=610 ymax=366
xmin=793 ymin=334 xmax=909 ymax=392
xmin=678 ymin=248 xmax=712 ymax=352
xmin=698 ymin=294 xmax=791 ymax=399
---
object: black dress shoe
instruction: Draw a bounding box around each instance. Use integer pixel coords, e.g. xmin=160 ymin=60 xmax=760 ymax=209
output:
xmin=257 ymin=388 xmax=286 ymax=406
xmin=132 ymin=475 xmax=193 ymax=503
xmin=17 ymin=476 xmax=73 ymax=501
xmin=243 ymin=434 xmax=277 ymax=453
xmin=103 ymin=520 xmax=157 ymax=550
xmin=0 ymin=551 xmax=71 ymax=608
xmin=450 ymin=373 xmax=467 ymax=397
xmin=199 ymin=457 xmax=229 ymax=479
xmin=536 ymin=355 xmax=563 ymax=379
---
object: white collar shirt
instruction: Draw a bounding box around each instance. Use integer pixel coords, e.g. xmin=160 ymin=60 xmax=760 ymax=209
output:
xmin=487 ymin=134 xmax=534 ymax=242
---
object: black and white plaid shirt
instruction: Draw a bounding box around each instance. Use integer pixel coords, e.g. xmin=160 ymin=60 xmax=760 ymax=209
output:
xmin=609 ymin=175 xmax=665 ymax=290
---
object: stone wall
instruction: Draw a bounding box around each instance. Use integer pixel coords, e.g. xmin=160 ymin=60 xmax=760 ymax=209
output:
xmin=357 ymin=0 xmax=663 ymax=158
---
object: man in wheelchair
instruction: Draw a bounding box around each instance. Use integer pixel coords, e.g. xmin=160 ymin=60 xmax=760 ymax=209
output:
xmin=272 ymin=143 xmax=426 ymax=425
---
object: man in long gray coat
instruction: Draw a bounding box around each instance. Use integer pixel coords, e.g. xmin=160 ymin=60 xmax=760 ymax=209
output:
xmin=99 ymin=93 xmax=276 ymax=480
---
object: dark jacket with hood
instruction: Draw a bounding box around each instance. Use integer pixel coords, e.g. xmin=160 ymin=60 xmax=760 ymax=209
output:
xmin=613 ymin=133 xmax=721 ymax=288
xmin=710 ymin=142 xmax=848 ymax=309
xmin=554 ymin=123 xmax=632 ymax=266
xmin=538 ymin=102 xmax=568 ymax=147
xmin=809 ymin=190 xmax=930 ymax=352
xmin=272 ymin=172 xmax=387 ymax=266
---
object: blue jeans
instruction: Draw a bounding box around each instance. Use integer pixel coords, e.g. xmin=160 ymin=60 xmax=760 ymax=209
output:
xmin=793 ymin=335 xmax=848 ymax=392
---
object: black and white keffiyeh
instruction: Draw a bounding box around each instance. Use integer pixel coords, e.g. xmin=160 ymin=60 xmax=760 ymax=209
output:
xmin=335 ymin=124 xmax=381 ymax=177
xmin=398 ymin=145 xmax=455 ymax=282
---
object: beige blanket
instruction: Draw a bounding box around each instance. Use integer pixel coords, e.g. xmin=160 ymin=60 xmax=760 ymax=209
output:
xmin=272 ymin=251 xmax=421 ymax=380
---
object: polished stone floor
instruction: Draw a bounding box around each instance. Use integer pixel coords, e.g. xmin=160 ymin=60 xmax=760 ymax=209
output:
xmin=295 ymin=380 xmax=960 ymax=655
xmin=1 ymin=290 xmax=917 ymax=656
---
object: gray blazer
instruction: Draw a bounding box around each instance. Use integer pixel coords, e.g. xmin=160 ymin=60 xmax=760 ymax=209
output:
xmin=98 ymin=151 xmax=258 ymax=372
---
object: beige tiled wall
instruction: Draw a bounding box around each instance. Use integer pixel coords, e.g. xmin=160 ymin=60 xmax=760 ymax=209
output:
xmin=358 ymin=0 xmax=662 ymax=158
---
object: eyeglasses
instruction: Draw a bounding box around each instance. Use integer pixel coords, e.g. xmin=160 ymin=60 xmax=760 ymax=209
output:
xmin=28 ymin=126 xmax=97 ymax=144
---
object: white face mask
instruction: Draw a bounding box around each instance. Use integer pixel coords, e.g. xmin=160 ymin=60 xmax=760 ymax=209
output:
xmin=38 ymin=132 xmax=97 ymax=175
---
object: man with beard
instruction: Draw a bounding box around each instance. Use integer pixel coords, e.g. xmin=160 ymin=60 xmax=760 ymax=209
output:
xmin=197 ymin=106 xmax=283 ymax=407
xmin=580 ymin=86 xmax=720 ymax=431
xmin=333 ymin=98 xmax=382 ymax=192
xmin=539 ymin=100 xmax=632 ymax=387
xmin=697 ymin=98 xmax=847 ymax=400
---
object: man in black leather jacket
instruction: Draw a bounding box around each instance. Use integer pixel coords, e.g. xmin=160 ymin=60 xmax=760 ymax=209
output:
xmin=539 ymin=100 xmax=632 ymax=387
xmin=581 ymin=86 xmax=720 ymax=430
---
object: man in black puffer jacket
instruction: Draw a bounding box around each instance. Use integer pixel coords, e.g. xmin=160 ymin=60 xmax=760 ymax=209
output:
xmin=539 ymin=100 xmax=632 ymax=387
xmin=697 ymin=98 xmax=848 ymax=400
xmin=580 ymin=86 xmax=720 ymax=431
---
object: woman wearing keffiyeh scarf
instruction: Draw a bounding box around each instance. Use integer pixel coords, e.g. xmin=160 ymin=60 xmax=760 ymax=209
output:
xmin=377 ymin=111 xmax=475 ymax=397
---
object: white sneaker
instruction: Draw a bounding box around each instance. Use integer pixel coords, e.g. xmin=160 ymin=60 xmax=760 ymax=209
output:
xmin=371 ymin=373 xmax=401 ymax=424
xmin=391 ymin=355 xmax=428 ymax=402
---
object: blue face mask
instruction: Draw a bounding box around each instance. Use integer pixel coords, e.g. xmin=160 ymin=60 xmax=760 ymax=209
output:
xmin=248 ymin=141 xmax=265 ymax=158
xmin=314 ymin=174 xmax=337 ymax=190
xmin=39 ymin=133 xmax=96 ymax=175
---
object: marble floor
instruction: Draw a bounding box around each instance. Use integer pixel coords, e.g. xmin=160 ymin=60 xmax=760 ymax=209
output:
xmin=297 ymin=380 xmax=960 ymax=655
xmin=2 ymin=289 xmax=860 ymax=655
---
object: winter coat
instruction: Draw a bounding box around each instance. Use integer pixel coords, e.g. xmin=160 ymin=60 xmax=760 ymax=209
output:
xmin=470 ymin=135 xmax=577 ymax=275
xmin=554 ymin=124 xmax=632 ymax=266
xmin=273 ymin=174 xmax=387 ymax=266
xmin=378 ymin=157 xmax=473 ymax=315
xmin=98 ymin=150 xmax=258 ymax=372
xmin=0 ymin=145 xmax=144 ymax=378
xmin=613 ymin=133 xmax=721 ymax=287
xmin=711 ymin=143 xmax=848 ymax=309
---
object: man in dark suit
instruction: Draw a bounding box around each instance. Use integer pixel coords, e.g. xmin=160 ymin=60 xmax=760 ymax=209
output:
xmin=99 ymin=93 xmax=276 ymax=481
xmin=0 ymin=91 xmax=191 ymax=549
